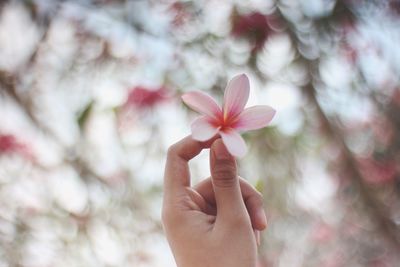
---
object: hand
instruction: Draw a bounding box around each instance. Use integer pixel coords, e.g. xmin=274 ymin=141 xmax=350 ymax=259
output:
xmin=162 ymin=136 xmax=267 ymax=267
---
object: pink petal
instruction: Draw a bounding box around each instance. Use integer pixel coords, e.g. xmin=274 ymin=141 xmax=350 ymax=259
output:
xmin=220 ymin=128 xmax=248 ymax=158
xmin=223 ymin=74 xmax=250 ymax=119
xmin=182 ymin=91 xmax=221 ymax=119
xmin=191 ymin=116 xmax=220 ymax=141
xmin=235 ymin=105 xmax=276 ymax=131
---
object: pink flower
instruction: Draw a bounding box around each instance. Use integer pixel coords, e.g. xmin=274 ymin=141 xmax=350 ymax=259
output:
xmin=231 ymin=12 xmax=281 ymax=53
xmin=0 ymin=134 xmax=25 ymax=154
xmin=125 ymin=86 xmax=169 ymax=110
xmin=0 ymin=134 xmax=32 ymax=159
xmin=182 ymin=74 xmax=276 ymax=157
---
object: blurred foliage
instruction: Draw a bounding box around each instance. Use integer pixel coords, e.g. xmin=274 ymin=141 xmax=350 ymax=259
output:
xmin=0 ymin=0 xmax=399 ymax=266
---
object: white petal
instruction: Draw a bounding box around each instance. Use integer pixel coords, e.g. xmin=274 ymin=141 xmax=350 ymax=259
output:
xmin=235 ymin=106 xmax=276 ymax=131
xmin=191 ymin=116 xmax=220 ymax=141
xmin=182 ymin=91 xmax=221 ymax=119
xmin=223 ymin=74 xmax=250 ymax=119
xmin=220 ymin=129 xmax=248 ymax=158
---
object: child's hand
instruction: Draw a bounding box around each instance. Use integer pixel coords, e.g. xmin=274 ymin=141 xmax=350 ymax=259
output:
xmin=162 ymin=136 xmax=267 ymax=267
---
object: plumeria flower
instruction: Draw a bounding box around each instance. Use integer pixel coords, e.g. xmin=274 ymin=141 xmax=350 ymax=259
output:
xmin=182 ymin=73 xmax=276 ymax=157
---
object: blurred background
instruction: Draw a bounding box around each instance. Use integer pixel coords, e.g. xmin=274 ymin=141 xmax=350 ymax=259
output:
xmin=0 ymin=0 xmax=400 ymax=266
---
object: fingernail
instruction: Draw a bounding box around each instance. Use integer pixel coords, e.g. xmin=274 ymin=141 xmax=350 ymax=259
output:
xmin=213 ymin=140 xmax=231 ymax=160
xmin=254 ymin=230 xmax=261 ymax=246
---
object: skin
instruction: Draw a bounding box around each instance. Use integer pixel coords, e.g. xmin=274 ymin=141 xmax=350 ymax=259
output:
xmin=162 ymin=136 xmax=267 ymax=267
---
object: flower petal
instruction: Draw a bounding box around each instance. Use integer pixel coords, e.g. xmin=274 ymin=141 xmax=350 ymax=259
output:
xmin=223 ymin=74 xmax=250 ymax=119
xmin=235 ymin=105 xmax=276 ymax=131
xmin=182 ymin=91 xmax=221 ymax=119
xmin=191 ymin=116 xmax=220 ymax=141
xmin=220 ymin=129 xmax=248 ymax=158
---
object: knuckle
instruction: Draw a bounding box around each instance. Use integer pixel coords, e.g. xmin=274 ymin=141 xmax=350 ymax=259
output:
xmin=212 ymin=162 xmax=237 ymax=188
xmin=166 ymin=144 xmax=178 ymax=158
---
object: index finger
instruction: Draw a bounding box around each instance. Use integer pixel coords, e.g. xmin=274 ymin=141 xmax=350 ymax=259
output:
xmin=164 ymin=135 xmax=217 ymax=201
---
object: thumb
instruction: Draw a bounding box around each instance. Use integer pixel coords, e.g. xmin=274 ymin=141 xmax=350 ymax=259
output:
xmin=210 ymin=139 xmax=247 ymax=222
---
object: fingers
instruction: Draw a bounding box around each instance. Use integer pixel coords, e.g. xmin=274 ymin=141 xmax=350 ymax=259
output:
xmin=164 ymin=135 xmax=216 ymax=202
xmin=210 ymin=139 xmax=248 ymax=225
xmin=194 ymin=177 xmax=267 ymax=230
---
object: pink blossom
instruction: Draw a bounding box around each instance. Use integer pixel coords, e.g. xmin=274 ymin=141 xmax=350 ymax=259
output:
xmin=231 ymin=12 xmax=278 ymax=52
xmin=0 ymin=134 xmax=32 ymax=159
xmin=125 ymin=86 xmax=169 ymax=110
xmin=182 ymin=74 xmax=276 ymax=157
xmin=0 ymin=134 xmax=25 ymax=154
